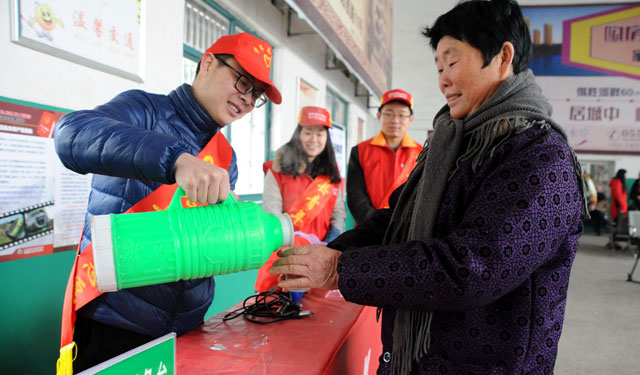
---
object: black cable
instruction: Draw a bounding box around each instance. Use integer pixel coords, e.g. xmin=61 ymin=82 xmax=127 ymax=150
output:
xmin=222 ymin=287 xmax=313 ymax=324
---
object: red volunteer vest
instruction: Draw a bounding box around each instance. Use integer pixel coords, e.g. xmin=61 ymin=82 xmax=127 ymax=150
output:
xmin=264 ymin=160 xmax=340 ymax=240
xmin=254 ymin=161 xmax=341 ymax=293
xmin=358 ymin=131 xmax=422 ymax=209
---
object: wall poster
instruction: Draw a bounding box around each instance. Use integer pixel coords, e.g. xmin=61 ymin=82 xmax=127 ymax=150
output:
xmin=296 ymin=77 xmax=319 ymax=114
xmin=286 ymin=0 xmax=393 ymax=97
xmin=329 ymin=125 xmax=346 ymax=178
xmin=11 ymin=0 xmax=145 ymax=82
xmin=0 ymin=97 xmax=91 ymax=262
xmin=522 ymin=4 xmax=640 ymax=154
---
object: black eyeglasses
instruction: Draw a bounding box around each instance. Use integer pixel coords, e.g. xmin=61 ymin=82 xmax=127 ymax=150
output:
xmin=380 ymin=112 xmax=411 ymax=120
xmin=215 ymin=56 xmax=267 ymax=108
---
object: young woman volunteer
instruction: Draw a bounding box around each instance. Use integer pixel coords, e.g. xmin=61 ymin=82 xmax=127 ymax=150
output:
xmin=255 ymin=106 xmax=345 ymax=294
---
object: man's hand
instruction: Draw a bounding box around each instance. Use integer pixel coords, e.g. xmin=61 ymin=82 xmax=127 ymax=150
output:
xmin=270 ymin=245 xmax=341 ymax=290
xmin=174 ymin=153 xmax=230 ymax=204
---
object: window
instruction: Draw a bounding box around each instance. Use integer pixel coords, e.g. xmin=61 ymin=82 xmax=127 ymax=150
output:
xmin=182 ymin=0 xmax=271 ymax=197
xmin=326 ymin=89 xmax=348 ymax=177
xmin=183 ymin=1 xmax=229 ymax=84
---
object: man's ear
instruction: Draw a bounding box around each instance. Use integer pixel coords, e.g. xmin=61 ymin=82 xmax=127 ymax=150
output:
xmin=200 ymin=53 xmax=216 ymax=74
xmin=376 ymin=111 xmax=381 ymax=121
xmin=499 ymin=41 xmax=515 ymax=78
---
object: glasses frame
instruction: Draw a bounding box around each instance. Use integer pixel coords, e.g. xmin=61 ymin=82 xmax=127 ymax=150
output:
xmin=380 ymin=112 xmax=412 ymax=120
xmin=215 ymin=55 xmax=267 ymax=108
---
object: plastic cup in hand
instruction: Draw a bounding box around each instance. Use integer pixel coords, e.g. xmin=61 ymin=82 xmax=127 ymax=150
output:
xmin=284 ymin=274 xmax=309 ymax=292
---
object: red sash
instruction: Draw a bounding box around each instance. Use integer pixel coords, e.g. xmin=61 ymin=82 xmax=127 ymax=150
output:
xmin=285 ymin=175 xmax=339 ymax=232
xmin=378 ymin=155 xmax=418 ymax=209
xmin=254 ymin=175 xmax=340 ymax=293
xmin=56 ymin=133 xmax=232 ymax=375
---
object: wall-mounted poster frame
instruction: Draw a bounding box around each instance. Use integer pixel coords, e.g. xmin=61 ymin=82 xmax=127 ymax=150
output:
xmin=10 ymin=0 xmax=145 ymax=82
xmin=0 ymin=96 xmax=92 ymax=262
xmin=286 ymin=0 xmax=393 ymax=97
xmin=521 ymin=3 xmax=640 ymax=155
xmin=296 ymin=77 xmax=319 ymax=114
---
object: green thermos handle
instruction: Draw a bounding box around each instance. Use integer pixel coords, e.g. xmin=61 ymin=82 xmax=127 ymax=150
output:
xmin=168 ymin=186 xmax=238 ymax=210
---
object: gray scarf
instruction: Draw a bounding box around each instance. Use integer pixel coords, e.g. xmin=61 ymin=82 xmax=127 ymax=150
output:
xmin=383 ymin=69 xmax=586 ymax=375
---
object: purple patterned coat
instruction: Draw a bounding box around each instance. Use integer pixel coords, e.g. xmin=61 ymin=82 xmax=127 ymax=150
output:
xmin=330 ymin=127 xmax=584 ymax=374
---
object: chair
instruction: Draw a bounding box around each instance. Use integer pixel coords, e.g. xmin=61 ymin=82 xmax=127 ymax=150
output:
xmin=627 ymin=211 xmax=640 ymax=283
xmin=605 ymin=213 xmax=631 ymax=252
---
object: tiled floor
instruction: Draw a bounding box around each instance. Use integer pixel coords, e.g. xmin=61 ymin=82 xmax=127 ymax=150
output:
xmin=555 ymin=233 xmax=640 ymax=374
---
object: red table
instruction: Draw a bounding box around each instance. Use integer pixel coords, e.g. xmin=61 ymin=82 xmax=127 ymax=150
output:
xmin=177 ymin=289 xmax=382 ymax=375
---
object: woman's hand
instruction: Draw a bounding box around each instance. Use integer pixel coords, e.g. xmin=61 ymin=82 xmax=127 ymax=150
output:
xmin=270 ymin=245 xmax=341 ymax=290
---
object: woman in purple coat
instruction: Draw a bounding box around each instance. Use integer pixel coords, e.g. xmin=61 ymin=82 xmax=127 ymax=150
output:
xmin=272 ymin=0 xmax=586 ymax=374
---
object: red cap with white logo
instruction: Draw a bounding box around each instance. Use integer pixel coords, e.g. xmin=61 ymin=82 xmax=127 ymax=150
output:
xmin=379 ymin=89 xmax=413 ymax=109
xmin=204 ymin=33 xmax=282 ymax=104
xmin=298 ymin=106 xmax=332 ymax=128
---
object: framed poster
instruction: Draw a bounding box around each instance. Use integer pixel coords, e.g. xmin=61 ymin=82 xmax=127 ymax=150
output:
xmin=287 ymin=0 xmax=393 ymax=97
xmin=11 ymin=0 xmax=145 ymax=82
xmin=0 ymin=97 xmax=91 ymax=262
xmin=329 ymin=125 xmax=346 ymax=178
xmin=357 ymin=117 xmax=364 ymax=143
xmin=296 ymin=77 xmax=319 ymax=113
xmin=522 ymin=4 xmax=640 ymax=154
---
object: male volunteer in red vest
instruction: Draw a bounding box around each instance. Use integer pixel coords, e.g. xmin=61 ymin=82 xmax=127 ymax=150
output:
xmin=53 ymin=33 xmax=281 ymax=373
xmin=346 ymin=89 xmax=422 ymax=225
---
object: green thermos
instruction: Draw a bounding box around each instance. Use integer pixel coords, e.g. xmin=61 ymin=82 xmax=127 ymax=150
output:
xmin=91 ymin=188 xmax=293 ymax=292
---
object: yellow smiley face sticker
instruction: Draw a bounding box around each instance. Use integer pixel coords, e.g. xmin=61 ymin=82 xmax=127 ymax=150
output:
xmin=35 ymin=4 xmax=57 ymax=31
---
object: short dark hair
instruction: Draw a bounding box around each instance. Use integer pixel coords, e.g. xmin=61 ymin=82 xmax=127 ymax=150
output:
xmin=194 ymin=53 xmax=233 ymax=77
xmin=615 ymin=169 xmax=627 ymax=192
xmin=280 ymin=125 xmax=341 ymax=184
xmin=378 ymin=100 xmax=413 ymax=115
xmin=422 ymin=0 xmax=532 ymax=74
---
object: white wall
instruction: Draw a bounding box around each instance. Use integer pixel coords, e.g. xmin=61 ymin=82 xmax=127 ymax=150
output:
xmin=0 ymin=0 xmax=374 ymax=169
xmin=3 ymin=0 xmax=636 ymax=180
xmin=215 ymin=0 xmax=375 ymax=158
xmin=393 ymin=0 xmax=640 ymax=180
xmin=0 ymin=1 xmax=184 ymax=111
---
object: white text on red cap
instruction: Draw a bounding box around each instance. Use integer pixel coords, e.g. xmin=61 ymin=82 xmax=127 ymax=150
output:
xmin=308 ymin=113 xmax=328 ymax=122
xmin=387 ymin=92 xmax=409 ymax=100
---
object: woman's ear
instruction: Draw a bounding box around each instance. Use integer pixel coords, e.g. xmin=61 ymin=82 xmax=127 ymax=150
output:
xmin=499 ymin=41 xmax=515 ymax=78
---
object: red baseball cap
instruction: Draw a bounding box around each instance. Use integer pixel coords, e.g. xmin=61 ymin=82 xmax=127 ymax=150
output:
xmin=379 ymin=89 xmax=413 ymax=109
xmin=298 ymin=106 xmax=332 ymax=128
xmin=204 ymin=33 xmax=282 ymax=104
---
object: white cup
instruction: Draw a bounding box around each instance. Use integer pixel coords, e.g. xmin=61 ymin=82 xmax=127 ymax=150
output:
xmin=284 ymin=274 xmax=309 ymax=292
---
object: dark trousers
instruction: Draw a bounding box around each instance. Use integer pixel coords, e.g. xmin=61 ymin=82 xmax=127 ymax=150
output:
xmin=587 ymin=209 xmax=606 ymax=235
xmin=73 ymin=317 xmax=153 ymax=373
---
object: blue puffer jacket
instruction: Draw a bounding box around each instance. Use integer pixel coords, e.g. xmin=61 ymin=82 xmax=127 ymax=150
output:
xmin=54 ymin=83 xmax=238 ymax=337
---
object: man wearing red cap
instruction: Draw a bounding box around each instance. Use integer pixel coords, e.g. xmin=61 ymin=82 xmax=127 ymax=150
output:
xmin=347 ymin=89 xmax=422 ymax=224
xmin=54 ymin=33 xmax=281 ymax=371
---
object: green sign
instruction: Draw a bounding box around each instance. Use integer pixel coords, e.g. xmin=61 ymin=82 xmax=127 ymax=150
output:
xmin=78 ymin=333 xmax=175 ymax=375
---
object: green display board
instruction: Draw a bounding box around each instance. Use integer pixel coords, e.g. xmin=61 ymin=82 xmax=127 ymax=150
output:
xmin=79 ymin=333 xmax=175 ymax=375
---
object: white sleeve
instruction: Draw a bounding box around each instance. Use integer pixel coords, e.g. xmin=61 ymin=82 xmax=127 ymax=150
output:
xmin=330 ymin=184 xmax=346 ymax=231
xmin=587 ymin=179 xmax=597 ymax=197
xmin=262 ymin=169 xmax=283 ymax=215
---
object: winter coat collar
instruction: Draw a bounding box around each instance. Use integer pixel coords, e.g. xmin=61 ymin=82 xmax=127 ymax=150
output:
xmin=169 ymin=83 xmax=222 ymax=145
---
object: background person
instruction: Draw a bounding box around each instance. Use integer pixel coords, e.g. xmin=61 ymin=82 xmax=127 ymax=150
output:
xmin=54 ymin=32 xmax=281 ymax=372
xmin=271 ymin=1 xmax=586 ymax=374
xmin=255 ymin=106 xmax=345 ymax=296
xmin=584 ymin=171 xmax=605 ymax=235
xmin=347 ymin=89 xmax=422 ymax=225
xmin=609 ymin=169 xmax=628 ymax=222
